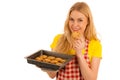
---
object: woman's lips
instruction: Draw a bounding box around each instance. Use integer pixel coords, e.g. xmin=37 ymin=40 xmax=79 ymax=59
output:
xmin=73 ymin=29 xmax=79 ymax=32
xmin=72 ymin=28 xmax=80 ymax=31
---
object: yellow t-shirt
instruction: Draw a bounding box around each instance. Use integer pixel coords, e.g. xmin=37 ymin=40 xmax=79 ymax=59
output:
xmin=50 ymin=34 xmax=102 ymax=62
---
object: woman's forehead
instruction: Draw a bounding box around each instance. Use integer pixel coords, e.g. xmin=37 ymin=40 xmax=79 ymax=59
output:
xmin=70 ymin=10 xmax=86 ymax=19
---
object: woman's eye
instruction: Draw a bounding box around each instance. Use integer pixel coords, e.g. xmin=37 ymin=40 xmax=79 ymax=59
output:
xmin=69 ymin=18 xmax=74 ymax=21
xmin=78 ymin=19 xmax=83 ymax=22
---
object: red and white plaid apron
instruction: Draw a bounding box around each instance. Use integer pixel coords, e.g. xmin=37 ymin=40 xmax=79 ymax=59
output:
xmin=57 ymin=40 xmax=90 ymax=80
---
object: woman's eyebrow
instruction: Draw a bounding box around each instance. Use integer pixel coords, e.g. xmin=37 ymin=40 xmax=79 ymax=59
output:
xmin=69 ymin=16 xmax=73 ymax=18
xmin=78 ymin=17 xmax=83 ymax=20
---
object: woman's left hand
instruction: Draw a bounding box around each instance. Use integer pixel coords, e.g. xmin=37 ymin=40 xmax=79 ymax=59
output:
xmin=73 ymin=38 xmax=85 ymax=55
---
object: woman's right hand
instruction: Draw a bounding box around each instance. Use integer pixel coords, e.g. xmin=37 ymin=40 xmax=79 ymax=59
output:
xmin=41 ymin=68 xmax=58 ymax=79
xmin=35 ymin=65 xmax=57 ymax=78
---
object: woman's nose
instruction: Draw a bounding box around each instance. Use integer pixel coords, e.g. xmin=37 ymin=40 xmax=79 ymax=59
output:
xmin=73 ymin=21 xmax=78 ymax=27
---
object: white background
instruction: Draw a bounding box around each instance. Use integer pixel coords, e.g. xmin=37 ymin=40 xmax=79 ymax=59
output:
xmin=0 ymin=0 xmax=120 ymax=80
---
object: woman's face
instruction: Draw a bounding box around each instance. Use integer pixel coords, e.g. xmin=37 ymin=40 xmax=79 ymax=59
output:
xmin=69 ymin=10 xmax=88 ymax=36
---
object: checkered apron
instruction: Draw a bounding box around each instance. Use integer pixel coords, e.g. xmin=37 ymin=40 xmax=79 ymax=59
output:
xmin=56 ymin=40 xmax=90 ymax=80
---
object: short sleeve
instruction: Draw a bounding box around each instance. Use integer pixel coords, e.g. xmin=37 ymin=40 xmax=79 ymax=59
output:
xmin=50 ymin=34 xmax=61 ymax=49
xmin=88 ymin=40 xmax=102 ymax=58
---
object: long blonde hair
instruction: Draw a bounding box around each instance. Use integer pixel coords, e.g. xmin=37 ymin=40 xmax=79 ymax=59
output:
xmin=54 ymin=2 xmax=98 ymax=53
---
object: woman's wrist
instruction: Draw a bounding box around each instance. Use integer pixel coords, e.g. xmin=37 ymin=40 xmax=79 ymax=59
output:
xmin=76 ymin=50 xmax=82 ymax=58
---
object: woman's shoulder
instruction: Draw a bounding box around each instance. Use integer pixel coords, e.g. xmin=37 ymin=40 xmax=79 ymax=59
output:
xmin=50 ymin=34 xmax=63 ymax=49
xmin=53 ymin=34 xmax=63 ymax=40
xmin=55 ymin=34 xmax=62 ymax=38
xmin=88 ymin=39 xmax=102 ymax=57
xmin=89 ymin=39 xmax=101 ymax=47
xmin=88 ymin=39 xmax=102 ymax=52
xmin=88 ymin=39 xmax=102 ymax=60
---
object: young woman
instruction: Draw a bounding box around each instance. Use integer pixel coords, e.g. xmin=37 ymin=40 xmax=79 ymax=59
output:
xmin=42 ymin=2 xmax=102 ymax=80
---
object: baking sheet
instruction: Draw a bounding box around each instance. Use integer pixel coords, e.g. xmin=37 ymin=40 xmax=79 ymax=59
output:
xmin=25 ymin=49 xmax=74 ymax=71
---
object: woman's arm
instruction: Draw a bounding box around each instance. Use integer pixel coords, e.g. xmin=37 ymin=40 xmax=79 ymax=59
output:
xmin=36 ymin=65 xmax=57 ymax=79
xmin=74 ymin=39 xmax=101 ymax=80
xmin=77 ymin=53 xmax=101 ymax=80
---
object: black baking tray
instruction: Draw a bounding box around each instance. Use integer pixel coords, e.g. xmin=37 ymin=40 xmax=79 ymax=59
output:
xmin=25 ymin=49 xmax=74 ymax=71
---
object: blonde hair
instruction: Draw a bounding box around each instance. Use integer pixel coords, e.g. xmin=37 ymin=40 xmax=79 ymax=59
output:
xmin=54 ymin=2 xmax=99 ymax=53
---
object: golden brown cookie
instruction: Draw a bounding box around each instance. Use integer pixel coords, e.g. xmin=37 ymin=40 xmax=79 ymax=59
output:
xmin=55 ymin=62 xmax=62 ymax=66
xmin=41 ymin=55 xmax=48 ymax=59
xmin=72 ymin=32 xmax=81 ymax=39
xmin=47 ymin=56 xmax=55 ymax=60
xmin=55 ymin=58 xmax=63 ymax=62
xmin=35 ymin=57 xmax=43 ymax=61
xmin=60 ymin=59 xmax=66 ymax=63
xmin=50 ymin=60 xmax=58 ymax=64
xmin=44 ymin=58 xmax=51 ymax=63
